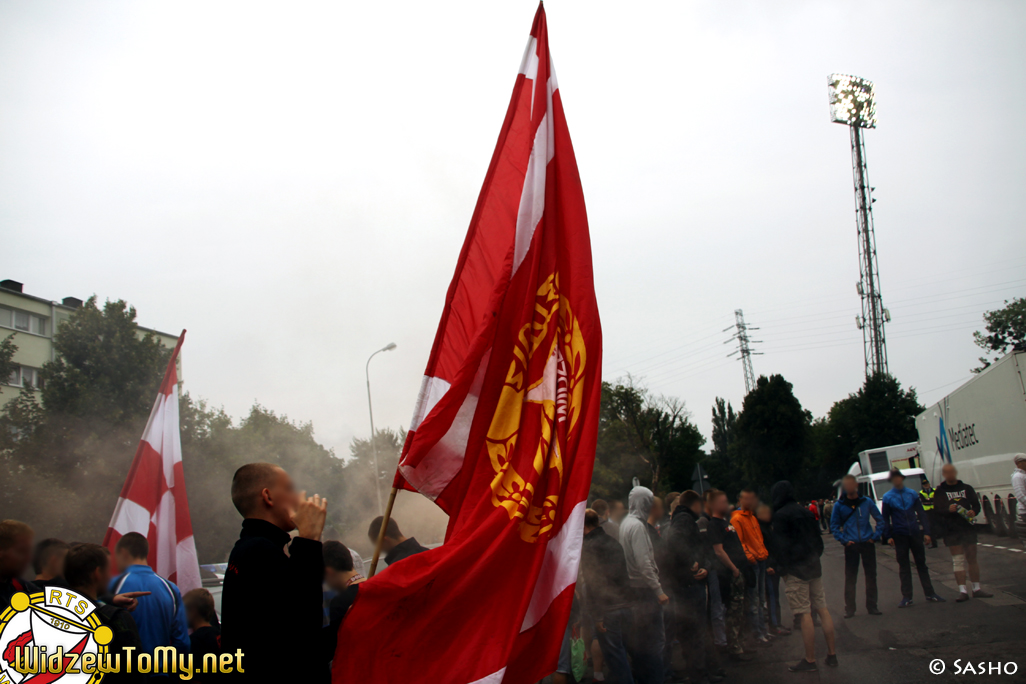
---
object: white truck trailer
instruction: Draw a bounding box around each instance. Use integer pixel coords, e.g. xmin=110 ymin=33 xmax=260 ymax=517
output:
xmin=915 ymin=351 xmax=1026 ymax=527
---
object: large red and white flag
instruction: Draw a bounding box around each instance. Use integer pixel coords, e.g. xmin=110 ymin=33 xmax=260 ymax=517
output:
xmin=103 ymin=331 xmax=201 ymax=593
xmin=334 ymin=4 xmax=601 ymax=683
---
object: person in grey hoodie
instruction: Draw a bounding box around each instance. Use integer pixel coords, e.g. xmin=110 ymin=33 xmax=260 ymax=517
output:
xmin=620 ymin=486 xmax=668 ymax=684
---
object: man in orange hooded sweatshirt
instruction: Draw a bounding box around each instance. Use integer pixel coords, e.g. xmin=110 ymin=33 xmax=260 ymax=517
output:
xmin=732 ymin=488 xmax=770 ymax=645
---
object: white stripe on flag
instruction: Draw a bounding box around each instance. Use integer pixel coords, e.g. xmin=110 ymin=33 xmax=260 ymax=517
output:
xmin=175 ymin=536 xmax=202 ymax=593
xmin=154 ymin=489 xmax=177 ymax=580
xmin=512 ymin=110 xmax=548 ymax=276
xmin=110 ymin=497 xmax=152 ymax=536
xmin=163 ymin=384 xmax=183 ymax=470
xmin=521 ymin=500 xmax=586 ymax=632
xmin=469 ymin=667 xmax=506 ymax=684
xmin=409 ymin=376 xmax=451 ymax=432
xmin=400 ymin=351 xmax=490 ymax=500
xmin=512 ymin=74 xmax=558 ymax=277
xmin=142 ymin=392 xmax=167 ymax=454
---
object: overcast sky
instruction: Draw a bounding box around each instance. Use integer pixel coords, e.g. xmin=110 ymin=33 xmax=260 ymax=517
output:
xmin=2 ymin=0 xmax=1024 ymax=460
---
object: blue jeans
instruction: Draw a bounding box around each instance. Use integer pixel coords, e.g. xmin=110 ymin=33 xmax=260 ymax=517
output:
xmin=596 ymin=607 xmax=634 ymax=684
xmin=707 ymin=570 xmax=726 ymax=647
xmin=629 ymin=596 xmax=664 ymax=684
xmin=744 ymin=560 xmax=768 ymax=639
xmin=766 ymin=570 xmax=781 ymax=627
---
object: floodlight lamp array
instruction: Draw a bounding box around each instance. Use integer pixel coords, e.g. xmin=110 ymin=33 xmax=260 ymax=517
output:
xmin=828 ymin=73 xmax=877 ymax=128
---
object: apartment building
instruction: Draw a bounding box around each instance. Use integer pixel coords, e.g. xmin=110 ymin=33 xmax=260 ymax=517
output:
xmin=0 ymin=279 xmax=181 ymax=410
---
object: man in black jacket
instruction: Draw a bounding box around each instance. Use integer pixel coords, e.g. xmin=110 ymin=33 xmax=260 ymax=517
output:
xmin=707 ymin=490 xmax=751 ymax=663
xmin=64 ymin=543 xmax=146 ymax=684
xmin=666 ymin=491 xmax=723 ymax=684
xmin=221 ymin=463 xmax=327 ymax=682
xmin=581 ymin=508 xmax=634 ymax=684
xmin=756 ymin=503 xmax=791 ymax=636
xmin=368 ymin=516 xmax=429 ymax=568
xmin=771 ymin=481 xmax=837 ymax=673
xmin=934 ymin=464 xmax=993 ymax=602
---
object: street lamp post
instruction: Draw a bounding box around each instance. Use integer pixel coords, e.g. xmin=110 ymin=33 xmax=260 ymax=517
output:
xmin=366 ymin=342 xmax=397 ymax=515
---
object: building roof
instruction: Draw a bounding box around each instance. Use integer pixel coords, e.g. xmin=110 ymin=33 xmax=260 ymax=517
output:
xmin=0 ymin=280 xmax=180 ymax=341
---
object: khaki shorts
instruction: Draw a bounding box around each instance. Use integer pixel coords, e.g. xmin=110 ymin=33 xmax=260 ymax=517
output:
xmin=784 ymin=574 xmax=826 ymax=615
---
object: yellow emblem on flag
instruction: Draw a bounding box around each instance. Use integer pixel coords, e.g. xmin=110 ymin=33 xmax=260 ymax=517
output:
xmin=486 ymin=272 xmax=586 ymax=542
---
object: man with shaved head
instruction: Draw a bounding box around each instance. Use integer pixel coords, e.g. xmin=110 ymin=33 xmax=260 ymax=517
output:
xmin=934 ymin=463 xmax=993 ymax=602
xmin=221 ymin=463 xmax=328 ymax=682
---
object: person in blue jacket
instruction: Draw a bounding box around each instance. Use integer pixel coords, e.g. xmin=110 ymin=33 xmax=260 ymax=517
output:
xmin=880 ymin=470 xmax=946 ymax=608
xmin=830 ymin=474 xmax=884 ymax=618
xmin=110 ymin=532 xmax=190 ymax=676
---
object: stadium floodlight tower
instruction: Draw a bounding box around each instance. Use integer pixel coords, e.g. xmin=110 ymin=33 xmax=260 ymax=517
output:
xmin=829 ymin=73 xmax=890 ymax=377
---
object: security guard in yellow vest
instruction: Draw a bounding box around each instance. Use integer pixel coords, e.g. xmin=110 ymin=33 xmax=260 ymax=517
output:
xmin=920 ymin=479 xmax=938 ymax=547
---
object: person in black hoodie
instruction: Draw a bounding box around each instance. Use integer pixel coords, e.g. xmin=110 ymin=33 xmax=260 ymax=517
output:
xmin=185 ymin=588 xmax=222 ymax=683
xmin=581 ymin=508 xmax=634 ymax=684
xmin=666 ymin=491 xmax=723 ymax=684
xmin=756 ymin=503 xmax=791 ymax=636
xmin=934 ymin=463 xmax=994 ymax=602
xmin=770 ymin=481 xmax=837 ymax=673
xmin=221 ymin=463 xmax=327 ymax=683
xmin=64 ymin=543 xmax=145 ymax=684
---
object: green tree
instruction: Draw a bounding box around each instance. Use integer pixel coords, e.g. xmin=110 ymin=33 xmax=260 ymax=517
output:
xmin=710 ymin=397 xmax=737 ymax=456
xmin=41 ymin=297 xmax=170 ymax=424
xmin=0 ymin=298 xmax=172 ymax=537
xmin=811 ymin=373 xmax=924 ymax=486
xmin=653 ymin=396 xmax=707 ymax=493
xmin=0 ymin=387 xmax=44 ymax=450
xmin=0 ymin=334 xmax=17 ymax=393
xmin=973 ymin=297 xmax=1026 ymax=371
xmin=338 ymin=428 xmax=405 ymax=536
xmin=591 ymin=378 xmax=705 ymax=500
xmin=733 ymin=374 xmax=812 ymax=497
xmin=180 ymin=399 xmax=347 ymax=562
xmin=0 ymin=295 xmax=363 ymax=565
xmin=703 ymin=397 xmax=741 ymax=490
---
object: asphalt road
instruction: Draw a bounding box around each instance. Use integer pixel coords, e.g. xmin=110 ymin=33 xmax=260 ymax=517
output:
xmin=723 ymin=530 xmax=1026 ymax=683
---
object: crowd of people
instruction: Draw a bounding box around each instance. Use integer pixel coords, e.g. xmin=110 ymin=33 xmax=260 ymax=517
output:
xmin=569 ymin=458 xmax=1018 ymax=683
xmin=1 ymin=455 xmax=1023 ymax=682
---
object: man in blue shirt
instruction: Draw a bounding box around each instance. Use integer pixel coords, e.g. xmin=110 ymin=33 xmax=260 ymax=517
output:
xmin=830 ymin=474 xmax=884 ymax=618
xmin=880 ymin=470 xmax=945 ymax=608
xmin=110 ymin=532 xmax=190 ymax=675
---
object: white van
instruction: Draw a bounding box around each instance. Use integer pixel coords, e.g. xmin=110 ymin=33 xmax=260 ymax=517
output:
xmin=835 ymin=461 xmax=927 ymax=512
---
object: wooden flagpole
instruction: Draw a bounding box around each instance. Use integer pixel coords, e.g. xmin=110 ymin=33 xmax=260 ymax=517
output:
xmin=368 ymin=486 xmax=399 ymax=577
